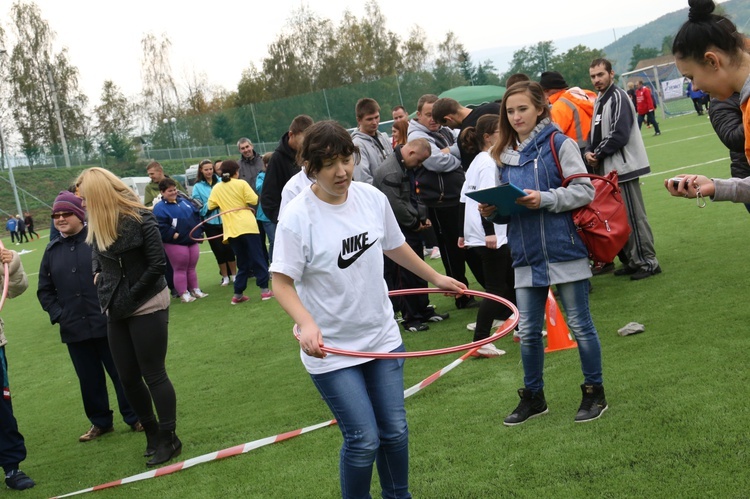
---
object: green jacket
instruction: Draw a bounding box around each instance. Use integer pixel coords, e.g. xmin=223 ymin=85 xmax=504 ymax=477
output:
xmin=144 ymin=175 xmax=187 ymax=207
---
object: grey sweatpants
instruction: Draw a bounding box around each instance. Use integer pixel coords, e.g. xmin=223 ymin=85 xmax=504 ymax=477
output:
xmin=620 ymin=178 xmax=659 ymax=272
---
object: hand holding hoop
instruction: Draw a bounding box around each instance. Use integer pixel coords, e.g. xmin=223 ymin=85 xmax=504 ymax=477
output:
xmin=293 ymin=288 xmax=518 ymax=359
xmin=189 ymin=206 xmax=257 ymax=242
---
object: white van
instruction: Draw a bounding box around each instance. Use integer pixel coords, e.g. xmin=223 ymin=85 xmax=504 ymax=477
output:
xmin=185 ymin=164 xmax=199 ymax=192
xmin=121 ymin=177 xmax=151 ymax=204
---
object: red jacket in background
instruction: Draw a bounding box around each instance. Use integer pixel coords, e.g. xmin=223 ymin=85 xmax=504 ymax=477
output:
xmin=635 ymin=86 xmax=655 ymax=115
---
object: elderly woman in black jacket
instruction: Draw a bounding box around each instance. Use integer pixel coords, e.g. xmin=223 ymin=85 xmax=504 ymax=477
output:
xmin=76 ymin=167 xmax=181 ymax=467
xmin=37 ymin=191 xmax=139 ymax=443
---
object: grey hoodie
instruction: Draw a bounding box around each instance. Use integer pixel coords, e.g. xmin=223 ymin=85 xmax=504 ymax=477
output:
xmin=351 ymin=130 xmax=393 ymax=184
xmin=406 ymin=119 xmax=462 ymax=173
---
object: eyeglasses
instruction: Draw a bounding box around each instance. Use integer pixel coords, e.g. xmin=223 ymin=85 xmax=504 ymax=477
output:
xmin=51 ymin=212 xmax=75 ymax=220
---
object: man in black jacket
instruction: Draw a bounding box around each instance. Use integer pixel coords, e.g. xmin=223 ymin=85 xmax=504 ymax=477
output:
xmin=259 ymin=115 xmax=314 ymax=226
xmin=431 ymin=97 xmax=501 ymax=170
xmin=709 ymin=93 xmax=750 ymax=213
xmin=373 ymin=139 xmax=449 ymax=331
xmin=37 ymin=192 xmax=140 ymax=442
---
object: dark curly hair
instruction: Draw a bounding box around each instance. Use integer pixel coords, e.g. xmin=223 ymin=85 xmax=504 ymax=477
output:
xmin=297 ymin=121 xmax=360 ymax=180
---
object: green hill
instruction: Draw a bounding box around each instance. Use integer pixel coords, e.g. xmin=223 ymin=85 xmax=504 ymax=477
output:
xmin=603 ymin=0 xmax=750 ymax=75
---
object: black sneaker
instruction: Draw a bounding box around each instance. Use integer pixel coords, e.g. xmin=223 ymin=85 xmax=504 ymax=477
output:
xmin=424 ymin=311 xmax=449 ymax=322
xmin=503 ymin=388 xmax=548 ymax=426
xmin=613 ymin=266 xmax=637 ymax=276
xmin=575 ymin=384 xmax=608 ymax=423
xmin=630 ymin=265 xmax=662 ymax=281
xmin=5 ymin=470 xmax=35 ymax=490
xmin=591 ymin=262 xmax=615 ymax=276
xmin=403 ymin=321 xmax=429 ymax=332
xmin=456 ymin=296 xmax=479 ymax=309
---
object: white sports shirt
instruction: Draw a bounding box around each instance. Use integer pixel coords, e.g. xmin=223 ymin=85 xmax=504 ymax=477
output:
xmin=270 ymin=182 xmax=406 ymax=374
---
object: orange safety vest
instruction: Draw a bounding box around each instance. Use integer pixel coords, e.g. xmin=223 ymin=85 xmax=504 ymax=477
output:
xmin=549 ymin=88 xmax=597 ymax=148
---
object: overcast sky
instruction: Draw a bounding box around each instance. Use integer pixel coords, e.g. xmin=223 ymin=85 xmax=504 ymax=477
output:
xmin=11 ymin=0 xmax=694 ymax=105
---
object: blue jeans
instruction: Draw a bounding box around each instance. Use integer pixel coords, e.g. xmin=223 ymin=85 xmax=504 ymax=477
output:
xmin=516 ymin=280 xmax=603 ymax=392
xmin=261 ymin=221 xmax=277 ymax=263
xmin=227 ymin=233 xmax=269 ymax=294
xmin=310 ymin=345 xmax=411 ymax=499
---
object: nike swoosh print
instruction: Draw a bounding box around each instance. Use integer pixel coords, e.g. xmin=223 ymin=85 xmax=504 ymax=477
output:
xmin=337 ymin=239 xmax=378 ymax=269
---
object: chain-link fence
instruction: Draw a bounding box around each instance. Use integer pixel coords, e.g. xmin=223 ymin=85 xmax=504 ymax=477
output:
xmin=3 ymin=71 xmax=441 ymax=170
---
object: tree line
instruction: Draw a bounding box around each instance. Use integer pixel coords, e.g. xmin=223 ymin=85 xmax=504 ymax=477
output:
xmin=1 ymin=0 xmax=645 ymax=171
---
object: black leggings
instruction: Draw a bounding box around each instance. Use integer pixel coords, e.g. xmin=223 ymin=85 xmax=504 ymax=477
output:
xmin=107 ymin=309 xmax=177 ymax=431
xmin=204 ymin=223 xmax=236 ymax=265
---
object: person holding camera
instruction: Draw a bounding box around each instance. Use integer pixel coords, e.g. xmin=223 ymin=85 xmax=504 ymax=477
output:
xmin=372 ymin=138 xmax=451 ymax=332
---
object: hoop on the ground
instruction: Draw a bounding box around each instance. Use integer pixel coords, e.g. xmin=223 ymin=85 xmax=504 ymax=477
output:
xmin=189 ymin=206 xmax=256 ymax=242
xmin=293 ymin=288 xmax=518 ymax=358
xmin=0 ymin=239 xmax=9 ymax=314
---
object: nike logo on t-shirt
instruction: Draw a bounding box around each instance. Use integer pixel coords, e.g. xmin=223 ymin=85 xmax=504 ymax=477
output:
xmin=338 ymin=231 xmax=378 ymax=269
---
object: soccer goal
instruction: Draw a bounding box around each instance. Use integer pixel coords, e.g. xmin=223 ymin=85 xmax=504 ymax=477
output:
xmin=621 ymin=61 xmax=695 ymax=119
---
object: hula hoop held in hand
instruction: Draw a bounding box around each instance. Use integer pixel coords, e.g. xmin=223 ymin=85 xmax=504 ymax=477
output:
xmin=294 ymin=288 xmax=518 ymax=359
xmin=0 ymin=239 xmax=10 ymax=314
xmin=188 ymin=206 xmax=257 ymax=242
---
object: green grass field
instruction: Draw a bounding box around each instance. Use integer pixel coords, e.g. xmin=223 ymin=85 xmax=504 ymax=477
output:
xmin=2 ymin=113 xmax=749 ymax=498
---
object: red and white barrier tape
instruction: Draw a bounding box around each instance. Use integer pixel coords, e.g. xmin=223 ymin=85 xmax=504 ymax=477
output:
xmin=51 ymin=326 xmax=508 ymax=498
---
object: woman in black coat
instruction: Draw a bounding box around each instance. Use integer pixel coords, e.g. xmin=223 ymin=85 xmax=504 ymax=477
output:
xmin=76 ymin=167 xmax=181 ymax=467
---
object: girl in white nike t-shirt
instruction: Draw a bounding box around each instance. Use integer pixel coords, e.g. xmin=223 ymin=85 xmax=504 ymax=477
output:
xmin=270 ymin=121 xmax=465 ymax=499
xmin=459 ymin=114 xmax=516 ymax=358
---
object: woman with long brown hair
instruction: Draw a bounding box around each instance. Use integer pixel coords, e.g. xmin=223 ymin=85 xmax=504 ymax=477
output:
xmin=76 ymin=167 xmax=181 ymax=466
xmin=483 ymin=82 xmax=605 ymax=426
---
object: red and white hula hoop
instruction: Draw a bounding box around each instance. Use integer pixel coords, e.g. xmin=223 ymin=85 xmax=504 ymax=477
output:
xmin=0 ymin=239 xmax=9 ymax=314
xmin=189 ymin=206 xmax=256 ymax=242
xmin=294 ymin=288 xmax=518 ymax=358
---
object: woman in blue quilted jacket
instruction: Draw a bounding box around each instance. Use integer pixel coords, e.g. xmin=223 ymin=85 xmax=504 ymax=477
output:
xmin=483 ymin=81 xmax=606 ymax=426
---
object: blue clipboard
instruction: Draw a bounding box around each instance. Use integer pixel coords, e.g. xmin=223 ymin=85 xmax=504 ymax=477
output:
xmin=465 ymin=183 xmax=529 ymax=216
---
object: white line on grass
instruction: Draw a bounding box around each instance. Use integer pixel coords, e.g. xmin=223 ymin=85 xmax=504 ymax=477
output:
xmin=645 ymin=133 xmax=719 ymax=149
xmin=645 ymin=157 xmax=729 ymax=179
xmin=659 ymin=120 xmax=713 ymax=133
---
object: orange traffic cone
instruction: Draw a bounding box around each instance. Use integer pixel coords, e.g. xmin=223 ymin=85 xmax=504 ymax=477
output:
xmin=544 ymin=289 xmax=577 ymax=353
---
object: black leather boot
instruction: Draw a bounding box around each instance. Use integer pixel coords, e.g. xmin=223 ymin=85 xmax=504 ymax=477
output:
xmin=141 ymin=419 xmax=159 ymax=457
xmin=146 ymin=430 xmax=182 ymax=467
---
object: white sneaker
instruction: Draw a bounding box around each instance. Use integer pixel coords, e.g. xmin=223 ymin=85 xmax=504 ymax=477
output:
xmin=423 ymin=247 xmax=431 ymax=257
xmin=230 ymin=275 xmax=236 ymax=283
xmin=221 ymin=276 xmax=230 ymax=286
xmin=191 ymin=289 xmax=209 ymax=298
xmin=180 ymin=292 xmax=196 ymax=303
xmin=430 ymin=247 xmax=441 ymax=260
xmin=466 ymin=319 xmax=505 ymax=331
xmin=474 ymin=343 xmax=506 ymax=358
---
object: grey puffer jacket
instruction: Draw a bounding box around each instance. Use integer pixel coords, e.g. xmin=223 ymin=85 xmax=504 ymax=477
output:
xmin=91 ymin=210 xmax=167 ymax=321
xmin=0 ymin=251 xmax=29 ymax=348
